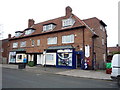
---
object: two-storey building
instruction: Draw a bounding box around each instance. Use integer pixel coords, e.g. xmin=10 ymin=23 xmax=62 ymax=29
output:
xmin=8 ymin=6 xmax=107 ymax=69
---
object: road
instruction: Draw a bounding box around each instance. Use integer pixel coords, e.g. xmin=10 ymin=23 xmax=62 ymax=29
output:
xmin=2 ymin=68 xmax=119 ymax=88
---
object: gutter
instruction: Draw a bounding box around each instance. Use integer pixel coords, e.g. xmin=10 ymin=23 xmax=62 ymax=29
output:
xmin=9 ymin=25 xmax=85 ymax=41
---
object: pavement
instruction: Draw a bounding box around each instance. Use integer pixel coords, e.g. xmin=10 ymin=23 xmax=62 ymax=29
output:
xmin=1 ymin=64 xmax=112 ymax=80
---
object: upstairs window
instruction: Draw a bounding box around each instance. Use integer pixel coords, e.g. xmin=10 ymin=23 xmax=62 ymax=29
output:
xmin=15 ymin=31 xmax=23 ymax=37
xmin=37 ymin=39 xmax=40 ymax=46
xmin=100 ymin=25 xmax=105 ymax=31
xmin=13 ymin=42 xmax=18 ymax=48
xmin=31 ymin=40 xmax=35 ymax=46
xmin=25 ymin=29 xmax=35 ymax=35
xmin=102 ymin=38 xmax=105 ymax=45
xmin=20 ymin=41 xmax=26 ymax=47
xmin=47 ymin=37 xmax=57 ymax=45
xmin=43 ymin=24 xmax=55 ymax=32
xmin=62 ymin=34 xmax=74 ymax=44
xmin=62 ymin=18 xmax=75 ymax=28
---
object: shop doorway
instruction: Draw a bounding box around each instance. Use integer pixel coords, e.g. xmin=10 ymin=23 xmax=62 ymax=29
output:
xmin=76 ymin=54 xmax=82 ymax=68
xmin=34 ymin=54 xmax=37 ymax=65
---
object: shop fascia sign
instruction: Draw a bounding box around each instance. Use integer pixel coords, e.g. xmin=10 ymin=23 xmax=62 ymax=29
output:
xmin=57 ymin=49 xmax=72 ymax=53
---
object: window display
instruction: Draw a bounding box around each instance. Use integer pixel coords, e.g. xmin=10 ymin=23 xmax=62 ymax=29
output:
xmin=57 ymin=50 xmax=72 ymax=66
xmin=9 ymin=52 xmax=16 ymax=63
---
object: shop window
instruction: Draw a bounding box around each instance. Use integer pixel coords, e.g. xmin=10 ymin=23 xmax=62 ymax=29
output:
xmin=47 ymin=37 xmax=57 ymax=45
xmin=62 ymin=34 xmax=74 ymax=44
xmin=58 ymin=52 xmax=72 ymax=66
xmin=46 ymin=54 xmax=54 ymax=61
xmin=20 ymin=41 xmax=26 ymax=47
xmin=17 ymin=55 xmax=22 ymax=60
xmin=13 ymin=42 xmax=18 ymax=48
xmin=9 ymin=52 xmax=16 ymax=63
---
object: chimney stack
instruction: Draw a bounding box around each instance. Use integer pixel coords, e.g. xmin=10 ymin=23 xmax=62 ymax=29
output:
xmin=65 ymin=6 xmax=72 ymax=17
xmin=8 ymin=34 xmax=11 ymax=39
xmin=28 ymin=19 xmax=35 ymax=28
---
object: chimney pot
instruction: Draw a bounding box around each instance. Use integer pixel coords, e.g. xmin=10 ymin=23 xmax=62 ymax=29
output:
xmin=65 ymin=6 xmax=72 ymax=16
xmin=8 ymin=34 xmax=11 ymax=38
xmin=28 ymin=19 xmax=35 ymax=28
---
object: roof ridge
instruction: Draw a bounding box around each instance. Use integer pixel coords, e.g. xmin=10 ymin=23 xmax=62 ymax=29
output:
xmin=36 ymin=15 xmax=66 ymax=25
xmin=73 ymin=14 xmax=85 ymax=26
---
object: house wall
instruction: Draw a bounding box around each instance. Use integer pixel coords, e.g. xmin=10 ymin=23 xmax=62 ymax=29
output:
xmin=83 ymin=18 xmax=107 ymax=69
xmin=9 ymin=18 xmax=107 ymax=69
xmin=1 ymin=39 xmax=9 ymax=64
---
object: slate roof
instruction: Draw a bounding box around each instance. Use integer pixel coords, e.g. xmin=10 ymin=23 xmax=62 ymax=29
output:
xmin=11 ymin=14 xmax=85 ymax=40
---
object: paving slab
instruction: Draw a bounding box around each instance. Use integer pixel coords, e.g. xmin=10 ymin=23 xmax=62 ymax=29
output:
xmin=2 ymin=64 xmax=112 ymax=80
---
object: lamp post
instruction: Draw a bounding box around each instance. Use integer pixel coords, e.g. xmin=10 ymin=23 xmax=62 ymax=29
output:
xmin=43 ymin=51 xmax=46 ymax=71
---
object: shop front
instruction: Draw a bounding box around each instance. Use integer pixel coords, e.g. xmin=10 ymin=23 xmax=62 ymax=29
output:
xmin=9 ymin=49 xmax=26 ymax=64
xmin=56 ymin=49 xmax=73 ymax=68
xmin=46 ymin=45 xmax=84 ymax=69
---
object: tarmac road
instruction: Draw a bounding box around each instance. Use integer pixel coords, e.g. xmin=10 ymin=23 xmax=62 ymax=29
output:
xmin=2 ymin=68 xmax=119 ymax=88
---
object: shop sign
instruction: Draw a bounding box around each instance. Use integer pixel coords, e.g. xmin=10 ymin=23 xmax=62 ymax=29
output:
xmin=85 ymin=45 xmax=90 ymax=57
xmin=57 ymin=49 xmax=72 ymax=53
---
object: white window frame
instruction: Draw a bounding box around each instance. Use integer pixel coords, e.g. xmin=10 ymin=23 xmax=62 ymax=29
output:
xmin=62 ymin=34 xmax=74 ymax=44
xmin=13 ymin=42 xmax=18 ymax=48
xmin=31 ymin=40 xmax=35 ymax=46
xmin=37 ymin=39 xmax=40 ymax=46
xmin=103 ymin=53 xmax=106 ymax=62
xmin=47 ymin=37 xmax=57 ymax=45
xmin=20 ymin=41 xmax=26 ymax=47
xmin=43 ymin=24 xmax=55 ymax=32
xmin=62 ymin=18 xmax=75 ymax=28
xmin=102 ymin=38 xmax=104 ymax=45
xmin=25 ymin=29 xmax=34 ymax=35
xmin=100 ymin=25 xmax=103 ymax=30
xmin=15 ymin=32 xmax=22 ymax=37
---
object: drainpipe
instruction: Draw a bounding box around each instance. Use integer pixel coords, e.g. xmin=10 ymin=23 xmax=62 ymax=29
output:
xmin=83 ymin=28 xmax=85 ymax=61
xmin=92 ymin=36 xmax=95 ymax=70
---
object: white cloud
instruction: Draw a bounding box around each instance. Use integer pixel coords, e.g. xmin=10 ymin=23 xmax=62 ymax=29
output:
xmin=0 ymin=0 xmax=119 ymax=46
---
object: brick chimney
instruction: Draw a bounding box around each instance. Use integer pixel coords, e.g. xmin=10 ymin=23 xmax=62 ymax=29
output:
xmin=65 ymin=6 xmax=72 ymax=17
xmin=28 ymin=19 xmax=35 ymax=28
xmin=8 ymin=34 xmax=11 ymax=39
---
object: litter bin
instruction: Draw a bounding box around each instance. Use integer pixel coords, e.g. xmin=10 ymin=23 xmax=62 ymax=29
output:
xmin=18 ymin=63 xmax=26 ymax=69
xmin=106 ymin=62 xmax=112 ymax=74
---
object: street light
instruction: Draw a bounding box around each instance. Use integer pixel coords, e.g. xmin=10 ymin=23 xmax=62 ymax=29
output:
xmin=43 ymin=51 xmax=46 ymax=71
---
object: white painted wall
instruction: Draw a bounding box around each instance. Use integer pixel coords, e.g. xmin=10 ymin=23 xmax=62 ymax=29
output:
xmin=37 ymin=54 xmax=42 ymax=64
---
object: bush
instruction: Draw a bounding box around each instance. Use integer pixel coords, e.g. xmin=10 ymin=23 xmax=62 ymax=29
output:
xmin=28 ymin=61 xmax=34 ymax=67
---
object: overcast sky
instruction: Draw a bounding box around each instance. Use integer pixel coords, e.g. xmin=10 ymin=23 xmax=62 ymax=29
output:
xmin=0 ymin=0 xmax=119 ymax=47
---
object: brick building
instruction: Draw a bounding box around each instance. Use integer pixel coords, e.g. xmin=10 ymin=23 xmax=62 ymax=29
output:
xmin=8 ymin=6 xmax=107 ymax=69
xmin=108 ymin=45 xmax=120 ymax=55
xmin=0 ymin=34 xmax=11 ymax=64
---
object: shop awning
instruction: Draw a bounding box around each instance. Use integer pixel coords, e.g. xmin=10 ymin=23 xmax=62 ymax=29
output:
xmin=47 ymin=45 xmax=74 ymax=50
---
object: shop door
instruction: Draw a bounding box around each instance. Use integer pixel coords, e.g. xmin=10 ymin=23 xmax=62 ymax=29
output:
xmin=34 ymin=54 xmax=37 ymax=65
xmin=76 ymin=54 xmax=81 ymax=68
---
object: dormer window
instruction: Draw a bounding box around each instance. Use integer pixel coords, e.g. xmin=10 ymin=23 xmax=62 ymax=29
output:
xmin=43 ymin=24 xmax=55 ymax=32
xmin=15 ymin=31 xmax=23 ymax=37
xmin=25 ymin=28 xmax=35 ymax=35
xmin=62 ymin=18 xmax=75 ymax=28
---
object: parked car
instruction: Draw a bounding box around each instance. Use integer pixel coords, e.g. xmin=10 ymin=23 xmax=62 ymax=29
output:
xmin=111 ymin=54 xmax=120 ymax=86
